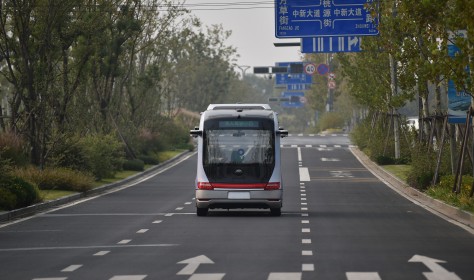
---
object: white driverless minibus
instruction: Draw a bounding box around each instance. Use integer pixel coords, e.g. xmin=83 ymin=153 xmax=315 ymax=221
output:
xmin=190 ymin=104 xmax=288 ymax=216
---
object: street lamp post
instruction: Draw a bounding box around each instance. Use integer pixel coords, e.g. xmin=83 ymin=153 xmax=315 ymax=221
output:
xmin=236 ymin=65 xmax=250 ymax=79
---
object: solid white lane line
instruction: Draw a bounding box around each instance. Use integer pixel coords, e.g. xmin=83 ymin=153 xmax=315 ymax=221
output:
xmin=118 ymin=239 xmax=131 ymax=244
xmin=33 ymin=277 xmax=67 ymax=280
xmin=136 ymin=229 xmax=148 ymax=234
xmin=94 ymin=251 xmax=110 ymax=256
xmin=61 ymin=264 xmax=82 ymax=272
xmin=297 ymin=147 xmax=302 ymax=161
xmin=0 ymin=244 xmax=178 ymax=252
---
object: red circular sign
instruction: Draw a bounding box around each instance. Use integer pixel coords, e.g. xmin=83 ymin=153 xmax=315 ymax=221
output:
xmin=317 ymin=63 xmax=329 ymax=75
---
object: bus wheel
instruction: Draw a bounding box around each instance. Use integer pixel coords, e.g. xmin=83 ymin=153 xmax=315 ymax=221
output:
xmin=197 ymin=207 xmax=208 ymax=216
xmin=270 ymin=208 xmax=281 ymax=216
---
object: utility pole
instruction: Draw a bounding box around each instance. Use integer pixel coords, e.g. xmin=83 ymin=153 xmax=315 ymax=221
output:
xmin=390 ymin=1 xmax=400 ymax=159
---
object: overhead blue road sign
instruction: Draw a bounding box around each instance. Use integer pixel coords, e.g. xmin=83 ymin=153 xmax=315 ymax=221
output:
xmin=275 ymin=0 xmax=379 ymax=38
xmin=447 ymin=30 xmax=470 ymax=124
xmin=301 ymin=36 xmax=362 ymax=53
xmin=287 ymin=84 xmax=311 ymax=91
xmin=274 ymin=62 xmax=312 ymax=86
xmin=281 ymin=92 xmax=305 ymax=108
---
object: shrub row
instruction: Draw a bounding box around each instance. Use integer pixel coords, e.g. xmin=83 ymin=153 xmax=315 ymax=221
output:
xmin=0 ymin=175 xmax=40 ymax=211
xmin=11 ymin=167 xmax=95 ymax=192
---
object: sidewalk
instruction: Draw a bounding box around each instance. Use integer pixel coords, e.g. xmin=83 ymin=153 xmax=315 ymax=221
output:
xmin=351 ymin=147 xmax=474 ymax=231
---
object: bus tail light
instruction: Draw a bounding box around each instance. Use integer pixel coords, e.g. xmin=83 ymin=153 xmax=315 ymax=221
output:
xmin=197 ymin=182 xmax=214 ymax=190
xmin=265 ymin=182 xmax=280 ymax=190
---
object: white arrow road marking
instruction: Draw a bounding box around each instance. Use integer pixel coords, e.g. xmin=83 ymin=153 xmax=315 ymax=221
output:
xmin=409 ymin=255 xmax=461 ymax=280
xmin=177 ymin=255 xmax=215 ymax=275
xmin=188 ymin=274 xmax=225 ymax=280
xmin=346 ymin=272 xmax=381 ymax=280
xmin=267 ymin=272 xmax=302 ymax=280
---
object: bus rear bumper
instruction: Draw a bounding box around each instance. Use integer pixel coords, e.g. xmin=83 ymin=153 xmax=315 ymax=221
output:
xmin=196 ymin=189 xmax=282 ymax=209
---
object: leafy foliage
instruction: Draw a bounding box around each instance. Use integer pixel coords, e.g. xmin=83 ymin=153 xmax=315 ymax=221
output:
xmin=0 ymin=175 xmax=40 ymax=210
xmin=11 ymin=167 xmax=94 ymax=193
xmin=79 ymin=134 xmax=125 ymax=180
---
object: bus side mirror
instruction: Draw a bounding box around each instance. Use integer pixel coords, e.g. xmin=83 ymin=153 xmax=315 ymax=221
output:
xmin=276 ymin=127 xmax=288 ymax=138
xmin=190 ymin=128 xmax=202 ymax=138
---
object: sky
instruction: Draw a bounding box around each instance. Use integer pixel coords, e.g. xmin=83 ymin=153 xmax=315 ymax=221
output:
xmin=184 ymin=0 xmax=302 ymax=74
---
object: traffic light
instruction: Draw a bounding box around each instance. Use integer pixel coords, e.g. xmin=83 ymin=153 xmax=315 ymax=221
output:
xmin=253 ymin=67 xmax=270 ymax=74
xmin=290 ymin=95 xmax=301 ymax=103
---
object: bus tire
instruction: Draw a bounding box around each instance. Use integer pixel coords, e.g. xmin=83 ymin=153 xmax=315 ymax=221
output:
xmin=270 ymin=207 xmax=281 ymax=216
xmin=196 ymin=207 xmax=208 ymax=216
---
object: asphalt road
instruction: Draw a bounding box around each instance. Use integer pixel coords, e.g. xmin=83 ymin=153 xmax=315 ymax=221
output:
xmin=1 ymin=134 xmax=473 ymax=280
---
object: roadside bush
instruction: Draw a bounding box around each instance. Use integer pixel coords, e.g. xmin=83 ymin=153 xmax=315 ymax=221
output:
xmin=0 ymin=131 xmax=28 ymax=166
xmin=427 ymin=175 xmax=474 ymax=213
xmin=79 ymin=134 xmax=125 ymax=180
xmin=138 ymin=155 xmax=159 ymax=165
xmin=0 ymin=175 xmax=40 ymax=210
xmin=407 ymin=143 xmax=436 ymax=190
xmin=47 ymin=136 xmax=88 ymax=172
xmin=318 ymin=112 xmax=345 ymax=132
xmin=123 ymin=159 xmax=145 ymax=171
xmin=12 ymin=167 xmax=94 ymax=192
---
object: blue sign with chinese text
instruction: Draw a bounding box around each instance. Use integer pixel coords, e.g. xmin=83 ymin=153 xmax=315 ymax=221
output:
xmin=301 ymin=36 xmax=362 ymax=53
xmin=281 ymin=92 xmax=305 ymax=108
xmin=275 ymin=0 xmax=379 ymax=38
xmin=447 ymin=42 xmax=471 ymax=124
xmin=287 ymin=84 xmax=312 ymax=90
xmin=274 ymin=62 xmax=313 ymax=86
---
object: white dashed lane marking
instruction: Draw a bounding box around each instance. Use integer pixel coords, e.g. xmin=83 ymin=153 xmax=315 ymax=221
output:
xmin=94 ymin=250 xmax=110 ymax=256
xmin=61 ymin=264 xmax=82 ymax=272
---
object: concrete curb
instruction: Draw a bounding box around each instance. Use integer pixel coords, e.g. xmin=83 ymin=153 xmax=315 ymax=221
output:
xmin=0 ymin=150 xmax=195 ymax=223
xmin=350 ymin=147 xmax=474 ymax=230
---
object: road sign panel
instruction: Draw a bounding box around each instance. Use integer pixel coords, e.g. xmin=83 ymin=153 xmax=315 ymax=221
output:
xmin=328 ymin=80 xmax=336 ymax=89
xmin=447 ymin=30 xmax=470 ymax=124
xmin=317 ymin=64 xmax=329 ymax=75
xmin=301 ymin=36 xmax=362 ymax=53
xmin=287 ymin=84 xmax=311 ymax=91
xmin=304 ymin=63 xmax=316 ymax=75
xmin=275 ymin=0 xmax=379 ymax=38
xmin=281 ymin=92 xmax=305 ymax=108
xmin=275 ymin=62 xmax=312 ymax=85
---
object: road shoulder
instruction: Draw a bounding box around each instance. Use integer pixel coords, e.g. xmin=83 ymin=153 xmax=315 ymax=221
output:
xmin=350 ymin=147 xmax=474 ymax=232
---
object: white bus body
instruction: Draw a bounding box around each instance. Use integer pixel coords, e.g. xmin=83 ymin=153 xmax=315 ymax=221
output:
xmin=190 ymin=104 xmax=288 ymax=216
